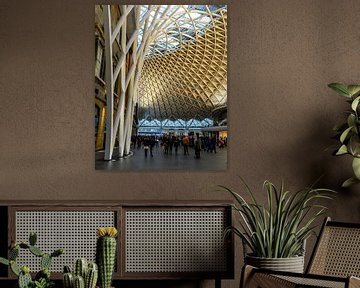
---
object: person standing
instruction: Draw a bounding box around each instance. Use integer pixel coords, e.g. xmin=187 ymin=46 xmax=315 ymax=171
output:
xmin=210 ymin=136 xmax=217 ymax=154
xmin=168 ymin=136 xmax=174 ymax=154
xmin=143 ymin=137 xmax=150 ymax=157
xmin=194 ymin=134 xmax=201 ymax=159
xmin=182 ymin=135 xmax=189 ymax=155
xmin=173 ymin=136 xmax=180 ymax=154
xmin=149 ymin=136 xmax=155 ymax=157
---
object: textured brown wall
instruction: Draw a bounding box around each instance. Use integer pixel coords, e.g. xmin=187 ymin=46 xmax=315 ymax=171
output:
xmin=1 ymin=0 xmax=360 ymax=287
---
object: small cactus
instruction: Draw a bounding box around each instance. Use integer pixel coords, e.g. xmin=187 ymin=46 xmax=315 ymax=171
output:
xmin=85 ymin=263 xmax=98 ymax=288
xmin=74 ymin=258 xmax=87 ymax=279
xmin=29 ymin=245 xmax=44 ymax=257
xmin=51 ymin=248 xmax=64 ymax=258
xmin=64 ymin=265 xmax=72 ymax=273
xmin=74 ymin=275 xmax=85 ymax=288
xmin=35 ymin=268 xmax=50 ymax=282
xmin=29 ymin=232 xmax=37 ymax=246
xmin=41 ymin=253 xmax=52 ymax=270
xmin=96 ymin=227 xmax=118 ymax=288
xmin=9 ymin=246 xmax=19 ymax=260
xmin=18 ymin=269 xmax=32 ymax=288
xmin=63 ymin=259 xmax=98 ymax=288
xmin=63 ymin=272 xmax=74 ymax=288
xmin=0 ymin=232 xmax=63 ymax=288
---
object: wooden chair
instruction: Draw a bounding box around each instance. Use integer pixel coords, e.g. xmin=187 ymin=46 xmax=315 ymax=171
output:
xmin=241 ymin=217 xmax=360 ymax=288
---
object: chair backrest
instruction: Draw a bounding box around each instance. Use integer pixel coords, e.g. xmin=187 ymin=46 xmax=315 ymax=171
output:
xmin=307 ymin=217 xmax=360 ymax=277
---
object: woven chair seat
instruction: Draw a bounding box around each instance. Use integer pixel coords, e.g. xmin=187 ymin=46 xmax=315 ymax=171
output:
xmin=277 ymin=274 xmax=347 ymax=288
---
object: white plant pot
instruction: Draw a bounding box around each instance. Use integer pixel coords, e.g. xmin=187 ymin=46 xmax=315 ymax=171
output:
xmin=245 ymin=254 xmax=305 ymax=273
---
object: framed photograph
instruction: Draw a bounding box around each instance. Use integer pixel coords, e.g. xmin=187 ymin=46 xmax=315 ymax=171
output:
xmin=95 ymin=5 xmax=227 ymax=171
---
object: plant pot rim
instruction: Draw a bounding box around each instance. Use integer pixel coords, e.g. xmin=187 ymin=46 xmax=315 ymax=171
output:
xmin=245 ymin=253 xmax=304 ymax=259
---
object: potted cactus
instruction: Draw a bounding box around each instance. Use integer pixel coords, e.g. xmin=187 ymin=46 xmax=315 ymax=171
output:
xmin=62 ymin=258 xmax=98 ymax=288
xmin=0 ymin=232 xmax=64 ymax=288
xmin=96 ymin=227 xmax=118 ymax=288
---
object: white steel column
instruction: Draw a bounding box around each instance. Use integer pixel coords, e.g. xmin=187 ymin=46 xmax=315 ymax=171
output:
xmin=118 ymin=5 xmax=127 ymax=157
xmin=103 ymin=5 xmax=114 ymax=160
xmin=124 ymin=6 xmax=141 ymax=155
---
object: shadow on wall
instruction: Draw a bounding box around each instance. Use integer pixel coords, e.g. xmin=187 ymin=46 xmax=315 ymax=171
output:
xmin=266 ymin=111 xmax=353 ymax=190
xmin=262 ymin=108 xmax=360 ymax=222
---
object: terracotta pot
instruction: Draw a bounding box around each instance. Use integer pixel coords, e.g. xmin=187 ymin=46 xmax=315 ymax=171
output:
xmin=245 ymin=254 xmax=304 ymax=273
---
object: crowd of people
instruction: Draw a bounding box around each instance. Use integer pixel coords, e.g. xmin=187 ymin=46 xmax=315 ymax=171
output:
xmin=131 ymin=134 xmax=227 ymax=159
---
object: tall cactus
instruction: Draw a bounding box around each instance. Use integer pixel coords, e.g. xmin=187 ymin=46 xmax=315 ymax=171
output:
xmin=96 ymin=227 xmax=118 ymax=288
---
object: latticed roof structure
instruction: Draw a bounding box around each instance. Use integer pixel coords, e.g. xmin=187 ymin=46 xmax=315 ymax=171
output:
xmin=96 ymin=5 xmax=227 ymax=159
xmin=138 ymin=5 xmax=227 ymax=120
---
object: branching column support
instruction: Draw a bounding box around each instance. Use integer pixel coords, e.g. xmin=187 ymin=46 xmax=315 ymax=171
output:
xmin=104 ymin=5 xmax=114 ymax=160
xmin=124 ymin=6 xmax=141 ymax=155
xmin=103 ymin=4 xmax=136 ymax=159
xmin=103 ymin=4 xmax=170 ymax=160
xmin=117 ymin=5 xmax=127 ymax=157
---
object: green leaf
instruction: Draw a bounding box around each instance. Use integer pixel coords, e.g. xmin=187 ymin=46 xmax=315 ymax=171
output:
xmin=349 ymin=135 xmax=360 ymax=156
xmin=347 ymin=85 xmax=360 ymax=97
xmin=336 ymin=144 xmax=348 ymax=155
xmin=10 ymin=261 xmax=20 ymax=276
xmin=347 ymin=114 xmax=356 ymax=128
xmin=351 ymin=96 xmax=360 ymax=111
xmin=340 ymin=126 xmax=353 ymax=143
xmin=352 ymin=157 xmax=360 ymax=179
xmin=328 ymin=83 xmax=351 ymax=97
xmin=0 ymin=257 xmax=9 ymax=266
xmin=342 ymin=177 xmax=360 ymax=188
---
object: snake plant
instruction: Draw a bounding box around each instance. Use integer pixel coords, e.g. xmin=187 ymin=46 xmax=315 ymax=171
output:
xmin=221 ymin=178 xmax=335 ymax=258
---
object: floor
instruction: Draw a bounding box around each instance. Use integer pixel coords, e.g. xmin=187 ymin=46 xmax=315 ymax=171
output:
xmin=95 ymin=145 xmax=227 ymax=171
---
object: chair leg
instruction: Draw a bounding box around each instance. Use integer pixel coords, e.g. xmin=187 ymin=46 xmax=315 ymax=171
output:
xmin=240 ymin=265 xmax=254 ymax=288
xmin=240 ymin=265 xmax=296 ymax=288
xmin=215 ymin=278 xmax=221 ymax=288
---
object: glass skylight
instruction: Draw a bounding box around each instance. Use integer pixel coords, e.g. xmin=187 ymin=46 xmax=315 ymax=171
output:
xmin=138 ymin=118 xmax=213 ymax=129
xmin=138 ymin=5 xmax=227 ymax=57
